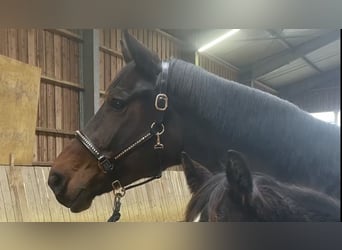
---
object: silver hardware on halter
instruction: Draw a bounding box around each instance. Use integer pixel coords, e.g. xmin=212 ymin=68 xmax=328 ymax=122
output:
xmin=98 ymin=155 xmax=114 ymax=173
xmin=112 ymin=180 xmax=126 ymax=198
xmin=150 ymin=122 xmax=165 ymax=149
xmin=155 ymin=93 xmax=168 ymax=111
xmin=75 ymin=130 xmax=114 ymax=173
xmin=154 ymin=133 xmax=164 ymax=150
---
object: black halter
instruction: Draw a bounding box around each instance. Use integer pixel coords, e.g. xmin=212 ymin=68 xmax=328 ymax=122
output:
xmin=75 ymin=61 xmax=170 ymax=221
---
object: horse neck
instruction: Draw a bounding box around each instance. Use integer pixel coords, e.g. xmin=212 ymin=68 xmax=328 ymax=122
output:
xmin=251 ymin=174 xmax=340 ymax=221
xmin=167 ymin=59 xmax=340 ymax=197
xmin=179 ymin=113 xmax=227 ymax=173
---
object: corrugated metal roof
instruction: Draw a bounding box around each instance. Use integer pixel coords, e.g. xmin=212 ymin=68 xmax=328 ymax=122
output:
xmin=280 ymin=29 xmax=330 ymax=47
xmin=305 ymin=40 xmax=340 ymax=71
xmin=165 ymin=29 xmax=340 ymax=91
xmin=259 ymin=58 xmax=318 ymax=88
xmin=213 ymin=30 xmax=286 ymax=68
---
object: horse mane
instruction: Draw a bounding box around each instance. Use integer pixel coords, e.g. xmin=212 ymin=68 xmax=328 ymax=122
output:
xmin=185 ymin=173 xmax=227 ymax=222
xmin=185 ymin=172 xmax=340 ymax=222
xmin=250 ymin=173 xmax=340 ymax=221
xmin=168 ymin=59 xmax=340 ymax=196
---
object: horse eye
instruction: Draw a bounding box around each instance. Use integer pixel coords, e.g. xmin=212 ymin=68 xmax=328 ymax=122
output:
xmin=110 ymin=99 xmax=126 ymax=110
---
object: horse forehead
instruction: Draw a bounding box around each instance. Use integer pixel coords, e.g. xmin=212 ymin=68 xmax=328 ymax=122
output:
xmin=110 ymin=77 xmax=135 ymax=95
xmin=107 ymin=70 xmax=151 ymax=98
xmin=107 ymin=63 xmax=137 ymax=89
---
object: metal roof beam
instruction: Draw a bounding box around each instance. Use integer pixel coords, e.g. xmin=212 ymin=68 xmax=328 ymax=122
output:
xmin=266 ymin=29 xmax=322 ymax=73
xmin=252 ymin=80 xmax=278 ymax=95
xmin=278 ymin=68 xmax=340 ymax=98
xmin=239 ymin=30 xmax=339 ymax=83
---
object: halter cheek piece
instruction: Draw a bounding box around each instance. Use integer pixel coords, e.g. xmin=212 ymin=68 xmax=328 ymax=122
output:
xmin=75 ymin=61 xmax=170 ymax=222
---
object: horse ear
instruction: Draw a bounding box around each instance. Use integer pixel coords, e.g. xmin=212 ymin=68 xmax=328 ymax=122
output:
xmin=225 ymin=150 xmax=253 ymax=200
xmin=120 ymin=39 xmax=133 ymax=64
xmin=121 ymin=30 xmax=161 ymax=79
xmin=181 ymin=152 xmax=213 ymax=194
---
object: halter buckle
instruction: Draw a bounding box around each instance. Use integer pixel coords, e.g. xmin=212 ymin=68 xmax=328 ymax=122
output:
xmin=99 ymin=155 xmax=114 ymax=173
xmin=155 ymin=94 xmax=168 ymax=111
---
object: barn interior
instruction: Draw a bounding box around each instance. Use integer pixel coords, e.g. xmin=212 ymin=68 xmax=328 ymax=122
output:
xmin=0 ymin=29 xmax=340 ymax=222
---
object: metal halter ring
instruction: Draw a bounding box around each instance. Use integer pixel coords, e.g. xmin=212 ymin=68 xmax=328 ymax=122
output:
xmin=112 ymin=180 xmax=126 ymax=198
xmin=150 ymin=122 xmax=165 ymax=135
xmin=155 ymin=94 xmax=168 ymax=111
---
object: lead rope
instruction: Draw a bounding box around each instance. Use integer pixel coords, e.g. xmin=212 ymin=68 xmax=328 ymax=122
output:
xmin=107 ymin=195 xmax=123 ymax=222
xmin=107 ymin=180 xmax=125 ymax=222
xmin=107 ymin=156 xmax=163 ymax=222
xmin=107 ymin=127 xmax=164 ymax=222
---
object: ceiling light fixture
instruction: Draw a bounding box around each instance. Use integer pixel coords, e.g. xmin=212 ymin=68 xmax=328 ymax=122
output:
xmin=197 ymin=29 xmax=240 ymax=52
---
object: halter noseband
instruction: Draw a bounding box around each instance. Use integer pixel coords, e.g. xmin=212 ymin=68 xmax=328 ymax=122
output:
xmin=76 ymin=61 xmax=169 ymax=174
xmin=75 ymin=61 xmax=170 ymax=221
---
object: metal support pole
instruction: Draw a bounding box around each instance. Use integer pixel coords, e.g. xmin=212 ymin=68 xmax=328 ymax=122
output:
xmin=80 ymin=29 xmax=100 ymax=127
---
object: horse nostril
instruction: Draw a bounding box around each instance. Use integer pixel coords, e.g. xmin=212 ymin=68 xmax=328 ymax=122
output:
xmin=48 ymin=170 xmax=67 ymax=195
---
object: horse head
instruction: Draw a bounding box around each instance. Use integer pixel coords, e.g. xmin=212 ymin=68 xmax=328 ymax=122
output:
xmin=48 ymin=31 xmax=183 ymax=212
xmin=182 ymin=150 xmax=254 ymax=221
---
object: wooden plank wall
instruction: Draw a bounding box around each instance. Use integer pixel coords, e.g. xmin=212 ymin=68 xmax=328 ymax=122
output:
xmin=98 ymin=29 xmax=183 ymax=105
xmin=0 ymin=28 xmax=191 ymax=222
xmin=0 ymin=29 xmax=82 ymax=166
xmin=197 ymin=53 xmax=239 ymax=81
xmin=0 ymin=165 xmax=190 ymax=222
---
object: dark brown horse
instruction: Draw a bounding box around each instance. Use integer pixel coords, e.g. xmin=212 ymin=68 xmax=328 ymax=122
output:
xmin=181 ymin=151 xmax=340 ymax=222
xmin=48 ymin=30 xmax=340 ymax=213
